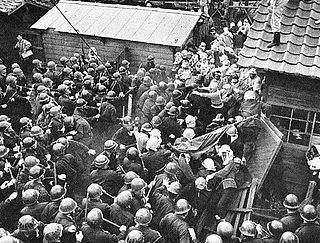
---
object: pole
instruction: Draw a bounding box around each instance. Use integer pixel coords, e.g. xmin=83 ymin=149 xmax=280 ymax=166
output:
xmin=102 ymin=218 xmax=121 ymax=229
xmin=101 ymin=188 xmax=115 ymax=199
xmin=84 ymin=192 xmax=89 ymax=221
xmin=53 ymin=161 xmax=57 ymax=186
xmin=127 ymin=94 xmax=132 ymax=117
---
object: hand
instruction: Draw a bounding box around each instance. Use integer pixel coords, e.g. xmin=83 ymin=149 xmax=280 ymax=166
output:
xmin=18 ymin=159 xmax=24 ymax=166
xmin=8 ymin=191 xmax=17 ymax=201
xmin=69 ymin=130 xmax=77 ymax=136
xmin=14 ymin=152 xmax=22 ymax=159
xmin=66 ymin=136 xmax=73 ymax=140
xmin=119 ymin=92 xmax=125 ymax=98
xmin=7 ymin=179 xmax=16 ymax=187
xmin=76 ymin=231 xmax=83 ymax=242
xmin=67 ymin=225 xmax=77 ymax=233
xmin=148 ymin=180 xmax=155 ymax=188
xmin=94 ymin=114 xmax=100 ymax=119
xmin=256 ymin=224 xmax=263 ymax=235
xmin=4 ymin=162 xmax=11 ymax=172
xmin=206 ymin=174 xmax=214 ymax=182
xmin=119 ymin=225 xmax=127 ymax=232
xmin=45 ymin=154 xmax=51 ymax=161
xmin=119 ymin=144 xmax=126 ymax=150
xmin=58 ymin=174 xmax=67 ymax=181
xmin=169 ymin=134 xmax=175 ymax=139
xmin=145 ymin=203 xmax=152 ymax=209
xmin=88 ymin=149 xmax=96 ymax=156
xmin=163 ymin=177 xmax=170 ymax=188
xmin=1 ymin=104 xmax=7 ymax=109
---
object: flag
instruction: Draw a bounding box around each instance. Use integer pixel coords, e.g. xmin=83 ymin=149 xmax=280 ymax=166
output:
xmin=174 ymin=125 xmax=229 ymax=155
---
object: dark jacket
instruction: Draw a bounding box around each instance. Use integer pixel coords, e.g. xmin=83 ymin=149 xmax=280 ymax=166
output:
xmin=81 ymin=223 xmax=125 ymax=243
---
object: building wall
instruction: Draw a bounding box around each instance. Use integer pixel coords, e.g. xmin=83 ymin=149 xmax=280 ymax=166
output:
xmin=264 ymin=72 xmax=319 ymax=199
xmin=40 ymin=30 xmax=174 ymax=72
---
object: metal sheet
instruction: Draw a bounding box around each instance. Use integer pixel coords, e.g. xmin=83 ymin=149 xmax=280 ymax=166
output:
xmin=31 ymin=0 xmax=201 ymax=47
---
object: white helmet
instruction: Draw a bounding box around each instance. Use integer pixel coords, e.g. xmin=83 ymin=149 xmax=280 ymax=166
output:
xmin=244 ymin=90 xmax=256 ymax=100
xmin=202 ymin=158 xmax=216 ymax=171
xmin=182 ymin=128 xmax=196 ymax=141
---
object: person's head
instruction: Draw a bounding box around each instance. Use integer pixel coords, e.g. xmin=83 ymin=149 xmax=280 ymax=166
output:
xmin=131 ymin=178 xmax=147 ymax=197
xmin=122 ymin=116 xmax=134 ymax=132
xmin=18 ymin=215 xmax=39 ymax=237
xmin=43 ymin=223 xmax=63 ymax=243
xmin=300 ymin=204 xmax=317 ymax=222
xmin=217 ymin=221 xmax=234 ymax=239
xmin=17 ymin=34 xmax=23 ymax=41
xmin=267 ymin=220 xmax=285 ymax=239
xmin=135 ymin=208 xmax=152 ymax=226
xmin=239 ymin=220 xmax=256 ymax=238
xmin=279 ymin=232 xmax=299 ymax=243
xmin=59 ymin=197 xmax=77 ymax=215
xmin=283 ymin=194 xmax=299 ymax=211
xmin=175 ymin=199 xmax=191 ymax=217
xmin=87 ymin=208 xmax=103 ymax=229
xmin=125 ymin=230 xmax=144 ymax=243
xmin=205 ymin=234 xmax=223 ymax=243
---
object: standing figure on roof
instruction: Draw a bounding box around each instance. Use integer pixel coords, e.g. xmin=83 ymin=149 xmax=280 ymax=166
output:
xmin=267 ymin=0 xmax=289 ymax=48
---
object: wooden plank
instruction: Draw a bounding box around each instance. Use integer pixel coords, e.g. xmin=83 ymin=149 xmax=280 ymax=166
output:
xmin=244 ymin=178 xmax=258 ymax=221
xmin=233 ymin=188 xmax=248 ymax=235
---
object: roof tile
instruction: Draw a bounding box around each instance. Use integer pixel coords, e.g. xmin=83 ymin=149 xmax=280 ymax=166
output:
xmin=238 ymin=0 xmax=320 ymax=79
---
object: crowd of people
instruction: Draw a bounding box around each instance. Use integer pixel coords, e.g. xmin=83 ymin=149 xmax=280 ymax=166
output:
xmin=0 ymin=21 xmax=317 ymax=243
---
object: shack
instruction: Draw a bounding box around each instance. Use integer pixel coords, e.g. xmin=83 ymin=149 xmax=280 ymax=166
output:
xmin=0 ymin=0 xmax=52 ymax=65
xmin=31 ymin=0 xmax=209 ymax=70
xmin=238 ymin=0 xmax=320 ymax=199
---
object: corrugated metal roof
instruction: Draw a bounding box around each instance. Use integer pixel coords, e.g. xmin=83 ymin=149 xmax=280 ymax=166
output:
xmin=31 ymin=0 xmax=202 ymax=47
xmin=238 ymin=0 xmax=320 ymax=79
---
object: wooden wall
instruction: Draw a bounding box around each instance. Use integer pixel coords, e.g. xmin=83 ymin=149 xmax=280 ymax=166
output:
xmin=263 ymin=71 xmax=316 ymax=199
xmin=0 ymin=5 xmax=47 ymax=67
xmin=41 ymin=30 xmax=174 ymax=72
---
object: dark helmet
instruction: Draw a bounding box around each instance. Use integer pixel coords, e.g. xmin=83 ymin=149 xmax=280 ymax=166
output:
xmin=18 ymin=215 xmax=39 ymax=233
xmin=217 ymin=221 xmax=234 ymax=238
xmin=141 ymin=123 xmax=152 ymax=132
xmin=164 ymin=162 xmax=178 ymax=175
xmin=33 ymin=73 xmax=43 ymax=83
xmin=135 ymin=208 xmax=152 ymax=226
xmin=0 ymin=146 xmax=9 ymax=158
xmin=155 ymin=96 xmax=166 ymax=106
xmin=76 ymin=98 xmax=87 ymax=107
xmin=38 ymin=93 xmax=50 ymax=104
xmin=151 ymin=116 xmax=162 ymax=127
xmin=167 ymin=106 xmax=179 ymax=116
xmin=29 ymin=165 xmax=45 ymax=180
xmin=104 ymin=140 xmax=117 ymax=150
xmin=126 ymin=147 xmax=139 ymax=160
xmin=124 ymin=171 xmax=139 ymax=185
xmin=301 ymin=204 xmax=317 ymax=222
xmin=175 ymin=199 xmax=191 ymax=214
xmin=96 ymin=64 xmax=106 ymax=72
xmin=19 ymin=117 xmax=32 ymax=126
xmin=205 ymin=234 xmax=223 ymax=243
xmin=22 ymin=137 xmax=35 ymax=148
xmin=94 ymin=154 xmax=109 ymax=168
xmin=131 ymin=178 xmax=147 ymax=192
xmin=172 ymin=90 xmax=183 ymax=99
xmin=50 ymin=185 xmax=66 ymax=201
xmin=116 ymin=190 xmax=133 ymax=208
xmin=60 ymin=56 xmax=69 ymax=64
xmin=180 ymin=99 xmax=191 ymax=109
xmin=6 ymin=75 xmax=17 ymax=86
xmin=56 ymin=137 xmax=69 ymax=148
xmin=24 ymin=156 xmax=40 ymax=169
xmin=125 ymin=230 xmax=144 ymax=243
xmin=239 ymin=220 xmax=256 ymax=237
xmin=52 ymin=143 xmax=65 ymax=156
xmin=143 ymin=76 xmax=152 ymax=85
xmin=87 ymin=183 xmax=102 ymax=198
xmin=106 ymin=91 xmax=116 ymax=100
xmin=30 ymin=126 xmax=43 ymax=137
xmin=283 ymin=194 xmax=299 ymax=210
xmin=22 ymin=189 xmax=40 ymax=206
xmin=43 ymin=223 xmax=63 ymax=243
xmin=148 ymin=90 xmax=157 ymax=100
xmin=158 ymin=81 xmax=168 ymax=91
xmin=74 ymin=71 xmax=83 ymax=80
xmin=279 ymin=232 xmax=299 ymax=243
xmin=47 ymin=61 xmax=56 ymax=70
xmin=165 ymin=101 xmax=174 ymax=111
xmin=87 ymin=208 xmax=103 ymax=229
xmin=167 ymin=181 xmax=182 ymax=195
xmin=59 ymin=197 xmax=77 ymax=214
xmin=267 ymin=220 xmax=285 ymax=237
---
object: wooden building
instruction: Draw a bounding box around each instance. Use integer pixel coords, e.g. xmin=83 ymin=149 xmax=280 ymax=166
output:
xmin=238 ymin=0 xmax=320 ymax=199
xmin=31 ymin=0 xmax=209 ymax=71
xmin=0 ymin=0 xmax=52 ymax=66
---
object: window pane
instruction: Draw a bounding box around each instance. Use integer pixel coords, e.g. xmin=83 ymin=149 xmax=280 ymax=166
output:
xmin=288 ymin=132 xmax=310 ymax=146
xmin=293 ymin=108 xmax=308 ymax=120
xmin=290 ymin=120 xmax=306 ymax=132
xmin=270 ymin=116 xmax=290 ymax=130
xmin=272 ymin=105 xmax=291 ymax=117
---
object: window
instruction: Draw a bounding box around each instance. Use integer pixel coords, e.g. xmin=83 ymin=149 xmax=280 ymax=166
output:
xmin=270 ymin=105 xmax=320 ymax=147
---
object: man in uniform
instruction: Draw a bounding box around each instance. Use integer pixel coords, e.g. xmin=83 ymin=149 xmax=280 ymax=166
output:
xmin=280 ymin=194 xmax=303 ymax=232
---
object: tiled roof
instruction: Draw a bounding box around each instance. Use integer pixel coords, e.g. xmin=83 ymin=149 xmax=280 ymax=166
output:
xmin=31 ymin=0 xmax=202 ymax=47
xmin=238 ymin=0 xmax=320 ymax=79
xmin=0 ymin=0 xmax=52 ymax=14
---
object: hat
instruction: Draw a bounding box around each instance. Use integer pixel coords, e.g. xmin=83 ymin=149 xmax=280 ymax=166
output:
xmin=94 ymin=155 xmax=109 ymax=168
xmin=185 ymin=115 xmax=196 ymax=128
